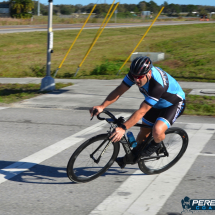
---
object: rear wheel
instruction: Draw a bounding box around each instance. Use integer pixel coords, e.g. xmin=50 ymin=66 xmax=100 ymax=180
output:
xmin=138 ymin=127 xmax=188 ymax=175
xmin=67 ymin=134 xmax=120 ymax=183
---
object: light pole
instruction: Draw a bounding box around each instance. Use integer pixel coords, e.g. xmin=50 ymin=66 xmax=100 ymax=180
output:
xmin=40 ymin=0 xmax=55 ymax=91
xmin=38 ymin=0 xmax=40 ymax=16
xmin=115 ymin=9 xmax=117 ymax=23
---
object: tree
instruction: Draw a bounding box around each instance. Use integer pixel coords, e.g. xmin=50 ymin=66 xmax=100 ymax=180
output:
xmin=84 ymin=3 xmax=94 ymax=13
xmin=187 ymin=4 xmax=196 ymax=13
xmin=186 ymin=4 xmax=197 ymax=16
xmin=146 ymin=0 xmax=159 ymax=13
xmin=60 ymin=5 xmax=72 ymax=15
xmin=10 ymin=0 xmax=34 ymax=18
xmin=168 ymin=3 xmax=181 ymax=15
xmin=198 ymin=7 xmax=208 ymax=16
xmin=138 ymin=1 xmax=146 ymax=11
xmin=162 ymin=1 xmax=168 ymax=13
xmin=12 ymin=0 xmax=24 ymax=14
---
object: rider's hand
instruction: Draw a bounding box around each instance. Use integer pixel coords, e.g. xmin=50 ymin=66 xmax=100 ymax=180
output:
xmin=109 ymin=127 xmax=125 ymax=143
xmin=89 ymin=105 xmax=104 ymax=117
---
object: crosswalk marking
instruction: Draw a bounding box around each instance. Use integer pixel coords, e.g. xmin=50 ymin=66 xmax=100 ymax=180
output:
xmin=0 ymin=113 xmax=130 ymax=185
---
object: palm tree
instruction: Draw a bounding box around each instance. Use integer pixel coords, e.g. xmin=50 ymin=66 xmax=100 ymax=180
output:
xmin=12 ymin=0 xmax=24 ymax=14
xmin=10 ymin=0 xmax=34 ymax=17
xmin=23 ymin=0 xmax=34 ymax=13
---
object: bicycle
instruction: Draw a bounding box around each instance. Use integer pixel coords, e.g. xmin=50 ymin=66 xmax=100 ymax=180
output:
xmin=67 ymin=110 xmax=189 ymax=183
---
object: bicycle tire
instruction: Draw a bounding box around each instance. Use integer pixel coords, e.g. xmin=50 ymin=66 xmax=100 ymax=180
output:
xmin=138 ymin=127 xmax=188 ymax=175
xmin=67 ymin=133 xmax=120 ymax=183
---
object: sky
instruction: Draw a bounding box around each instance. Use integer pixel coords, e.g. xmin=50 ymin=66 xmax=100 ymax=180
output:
xmin=36 ymin=0 xmax=215 ymax=6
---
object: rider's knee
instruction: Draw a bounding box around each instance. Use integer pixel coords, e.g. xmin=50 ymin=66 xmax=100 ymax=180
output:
xmin=152 ymin=126 xmax=165 ymax=142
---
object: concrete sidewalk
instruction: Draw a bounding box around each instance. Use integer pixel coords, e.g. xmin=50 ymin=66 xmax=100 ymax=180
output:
xmin=0 ymin=77 xmax=215 ymax=110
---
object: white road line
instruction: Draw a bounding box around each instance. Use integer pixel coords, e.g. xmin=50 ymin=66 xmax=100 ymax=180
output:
xmin=0 ymin=113 xmax=130 ymax=185
xmin=89 ymin=123 xmax=215 ymax=215
xmin=0 ymin=107 xmax=9 ymax=110
xmin=198 ymin=153 xmax=215 ymax=156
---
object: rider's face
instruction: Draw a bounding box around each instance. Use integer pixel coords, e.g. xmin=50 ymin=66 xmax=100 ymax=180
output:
xmin=133 ymin=71 xmax=151 ymax=87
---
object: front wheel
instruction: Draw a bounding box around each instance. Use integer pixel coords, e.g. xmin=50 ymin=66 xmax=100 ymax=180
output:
xmin=138 ymin=127 xmax=188 ymax=175
xmin=67 ymin=133 xmax=120 ymax=183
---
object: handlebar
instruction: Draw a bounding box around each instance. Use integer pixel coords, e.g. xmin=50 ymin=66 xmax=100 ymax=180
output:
xmin=97 ymin=109 xmax=117 ymax=121
xmin=95 ymin=109 xmax=125 ymax=126
xmin=91 ymin=109 xmax=152 ymax=129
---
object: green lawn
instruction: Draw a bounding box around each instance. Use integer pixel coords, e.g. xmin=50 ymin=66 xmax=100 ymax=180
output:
xmin=0 ymin=83 xmax=72 ymax=104
xmin=0 ymin=23 xmax=215 ymax=82
xmin=185 ymin=94 xmax=215 ymax=116
xmin=183 ymin=89 xmax=215 ymax=116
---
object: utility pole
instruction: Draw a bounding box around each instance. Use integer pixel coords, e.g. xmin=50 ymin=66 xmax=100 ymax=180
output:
xmin=38 ymin=0 xmax=40 ymax=16
xmin=115 ymin=9 xmax=117 ymax=23
xmin=40 ymin=0 xmax=55 ymax=91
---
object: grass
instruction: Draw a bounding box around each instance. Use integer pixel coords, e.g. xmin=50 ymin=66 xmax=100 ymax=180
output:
xmin=0 ymin=83 xmax=73 ymax=104
xmin=185 ymin=94 xmax=215 ymax=116
xmin=0 ymin=23 xmax=215 ymax=82
xmin=180 ymin=89 xmax=215 ymax=116
xmin=0 ymin=16 xmax=202 ymax=26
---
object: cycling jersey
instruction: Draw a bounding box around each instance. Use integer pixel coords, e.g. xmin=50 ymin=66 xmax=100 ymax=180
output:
xmin=123 ymin=66 xmax=185 ymax=109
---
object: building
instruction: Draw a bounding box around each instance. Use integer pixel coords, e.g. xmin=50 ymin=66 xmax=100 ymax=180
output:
xmin=0 ymin=3 xmax=10 ymax=17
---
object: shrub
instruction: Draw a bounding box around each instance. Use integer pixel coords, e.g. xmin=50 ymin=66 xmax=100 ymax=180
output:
xmin=90 ymin=60 xmax=121 ymax=75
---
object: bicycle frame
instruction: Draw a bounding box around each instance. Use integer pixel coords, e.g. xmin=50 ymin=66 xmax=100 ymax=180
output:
xmin=90 ymin=110 xmax=169 ymax=165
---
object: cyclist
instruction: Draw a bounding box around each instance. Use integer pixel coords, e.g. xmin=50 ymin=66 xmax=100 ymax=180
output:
xmin=90 ymin=56 xmax=186 ymax=168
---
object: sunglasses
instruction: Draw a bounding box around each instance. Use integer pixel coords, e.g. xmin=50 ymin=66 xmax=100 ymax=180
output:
xmin=132 ymin=74 xmax=145 ymax=79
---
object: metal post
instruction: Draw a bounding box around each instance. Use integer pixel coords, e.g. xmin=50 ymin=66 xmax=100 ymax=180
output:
xmin=40 ymin=0 xmax=55 ymax=91
xmin=53 ymin=4 xmax=97 ymax=78
xmin=74 ymin=2 xmax=119 ymax=77
xmin=38 ymin=0 xmax=40 ymax=16
xmin=117 ymin=7 xmax=164 ymax=75
xmin=115 ymin=9 xmax=117 ymax=23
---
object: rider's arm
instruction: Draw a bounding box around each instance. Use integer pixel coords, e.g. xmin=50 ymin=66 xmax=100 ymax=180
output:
xmin=100 ymin=82 xmax=129 ymax=109
xmin=124 ymin=102 xmax=152 ymax=129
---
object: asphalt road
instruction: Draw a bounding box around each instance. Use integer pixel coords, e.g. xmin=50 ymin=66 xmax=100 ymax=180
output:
xmin=0 ymin=20 xmax=215 ymax=34
xmin=0 ymin=78 xmax=215 ymax=215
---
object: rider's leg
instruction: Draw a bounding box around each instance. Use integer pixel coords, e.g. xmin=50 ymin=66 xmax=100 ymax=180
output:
xmin=136 ymin=105 xmax=160 ymax=144
xmin=152 ymin=120 xmax=168 ymax=143
xmin=116 ymin=109 xmax=160 ymax=168
xmin=116 ymin=123 xmax=152 ymax=169
xmin=131 ymin=123 xmax=151 ymax=155
xmin=143 ymin=100 xmax=186 ymax=154
xmin=116 ymin=101 xmax=186 ymax=167
xmin=136 ymin=122 xmax=152 ymax=144
xmin=141 ymin=119 xmax=168 ymax=156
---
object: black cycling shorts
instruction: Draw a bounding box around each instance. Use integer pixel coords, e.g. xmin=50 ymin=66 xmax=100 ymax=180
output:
xmin=142 ymin=100 xmax=186 ymax=128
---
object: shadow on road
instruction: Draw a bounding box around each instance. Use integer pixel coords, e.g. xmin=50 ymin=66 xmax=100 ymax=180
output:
xmin=0 ymin=160 xmax=144 ymax=185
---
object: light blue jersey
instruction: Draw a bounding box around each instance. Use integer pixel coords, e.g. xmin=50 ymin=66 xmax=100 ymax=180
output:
xmin=123 ymin=66 xmax=185 ymax=109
